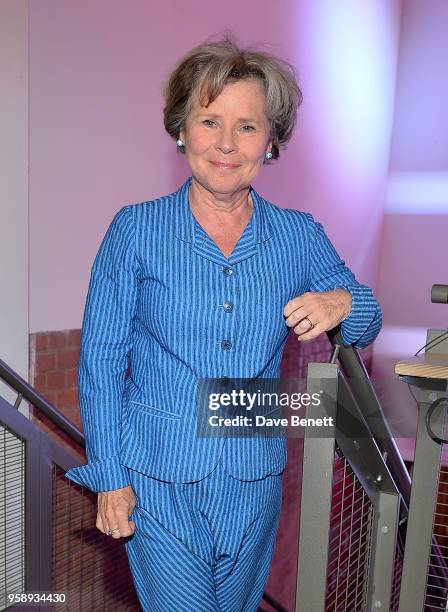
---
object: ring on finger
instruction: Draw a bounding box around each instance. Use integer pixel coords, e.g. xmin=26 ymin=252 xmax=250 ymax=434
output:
xmin=106 ymin=527 xmax=120 ymax=536
xmin=303 ymin=316 xmax=315 ymax=332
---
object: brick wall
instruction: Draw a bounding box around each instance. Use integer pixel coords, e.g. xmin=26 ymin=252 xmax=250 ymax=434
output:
xmin=29 ymin=327 xmax=372 ymax=611
xmin=29 ymin=329 xmax=83 ymax=460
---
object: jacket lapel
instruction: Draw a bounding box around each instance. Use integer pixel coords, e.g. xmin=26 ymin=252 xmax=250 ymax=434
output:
xmin=175 ymin=177 xmax=273 ymax=266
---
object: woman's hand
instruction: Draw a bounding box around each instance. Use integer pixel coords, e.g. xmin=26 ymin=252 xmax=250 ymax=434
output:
xmin=96 ymin=485 xmax=137 ymax=539
xmin=283 ymin=288 xmax=352 ymax=342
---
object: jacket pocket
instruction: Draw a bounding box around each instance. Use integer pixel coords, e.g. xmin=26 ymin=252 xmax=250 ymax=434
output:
xmin=129 ymin=400 xmax=181 ymax=420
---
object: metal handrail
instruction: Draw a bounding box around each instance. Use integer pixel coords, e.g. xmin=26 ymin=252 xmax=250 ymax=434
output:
xmin=0 ymin=357 xmax=85 ymax=446
xmin=327 ymin=329 xmax=411 ymax=507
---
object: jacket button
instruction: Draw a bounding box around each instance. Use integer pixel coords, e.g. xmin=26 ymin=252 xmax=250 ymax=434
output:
xmin=220 ymin=340 xmax=232 ymax=351
xmin=222 ymin=267 xmax=233 ymax=276
xmin=222 ymin=302 xmax=234 ymax=312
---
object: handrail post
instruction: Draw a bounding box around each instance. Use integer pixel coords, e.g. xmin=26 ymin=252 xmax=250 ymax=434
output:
xmin=295 ymin=362 xmax=338 ymax=611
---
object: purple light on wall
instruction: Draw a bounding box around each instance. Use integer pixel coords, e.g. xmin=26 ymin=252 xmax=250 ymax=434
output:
xmin=302 ymin=1 xmax=398 ymax=193
xmin=387 ymin=172 xmax=448 ymax=214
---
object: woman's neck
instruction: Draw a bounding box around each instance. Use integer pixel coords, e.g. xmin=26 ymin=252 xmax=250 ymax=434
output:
xmin=188 ymin=177 xmax=252 ymax=225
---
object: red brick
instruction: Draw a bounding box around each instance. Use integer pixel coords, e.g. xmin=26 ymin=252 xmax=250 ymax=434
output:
xmin=57 ymin=387 xmax=79 ymax=409
xmin=36 ymin=352 xmax=56 ymax=373
xmin=73 ymin=413 xmax=82 ymax=430
xmin=41 ymin=390 xmax=57 ymax=406
xmin=65 ymin=367 xmax=78 ymax=388
xmin=63 ymin=408 xmax=82 ymax=429
xmin=59 ymin=404 xmax=77 ymax=416
xmin=48 ymin=331 xmax=68 ymax=350
xmin=35 ymin=333 xmax=48 ymax=351
xmin=57 ymin=349 xmax=80 ymax=369
xmin=33 ymin=373 xmax=46 ymax=390
xmin=67 ymin=329 xmax=81 ymax=347
xmin=46 ymin=370 xmax=65 ymax=390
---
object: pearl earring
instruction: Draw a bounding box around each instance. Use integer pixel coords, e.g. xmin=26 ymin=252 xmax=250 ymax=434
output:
xmin=176 ymin=139 xmax=184 ymax=147
xmin=265 ymin=151 xmax=273 ymax=160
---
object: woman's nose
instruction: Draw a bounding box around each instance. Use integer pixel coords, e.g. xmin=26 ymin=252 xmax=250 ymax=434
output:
xmin=215 ymin=127 xmax=237 ymax=153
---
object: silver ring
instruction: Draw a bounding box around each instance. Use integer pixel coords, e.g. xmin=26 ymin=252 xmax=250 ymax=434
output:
xmin=106 ymin=527 xmax=119 ymax=536
xmin=303 ymin=316 xmax=315 ymax=331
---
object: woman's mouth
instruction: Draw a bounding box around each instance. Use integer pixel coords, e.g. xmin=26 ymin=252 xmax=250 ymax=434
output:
xmin=210 ymin=161 xmax=241 ymax=169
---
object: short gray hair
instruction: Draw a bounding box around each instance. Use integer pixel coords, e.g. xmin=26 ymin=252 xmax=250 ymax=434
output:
xmin=163 ymin=35 xmax=303 ymax=162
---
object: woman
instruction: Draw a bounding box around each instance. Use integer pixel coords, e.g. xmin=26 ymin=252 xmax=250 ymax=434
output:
xmin=66 ymin=37 xmax=382 ymax=612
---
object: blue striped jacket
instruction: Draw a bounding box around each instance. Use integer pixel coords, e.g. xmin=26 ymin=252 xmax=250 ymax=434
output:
xmin=65 ymin=177 xmax=382 ymax=492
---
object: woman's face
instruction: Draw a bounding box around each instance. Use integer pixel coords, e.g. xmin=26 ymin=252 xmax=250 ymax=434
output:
xmin=180 ymin=79 xmax=272 ymax=199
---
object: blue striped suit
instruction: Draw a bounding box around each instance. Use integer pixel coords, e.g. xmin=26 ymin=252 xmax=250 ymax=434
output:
xmin=65 ymin=176 xmax=382 ymax=610
xmin=125 ymin=461 xmax=283 ymax=611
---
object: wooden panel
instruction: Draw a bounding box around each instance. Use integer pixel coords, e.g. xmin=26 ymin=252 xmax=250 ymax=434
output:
xmin=395 ymin=353 xmax=448 ymax=379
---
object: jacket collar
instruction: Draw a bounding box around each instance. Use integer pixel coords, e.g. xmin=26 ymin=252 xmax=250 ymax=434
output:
xmin=174 ymin=176 xmax=272 ymax=265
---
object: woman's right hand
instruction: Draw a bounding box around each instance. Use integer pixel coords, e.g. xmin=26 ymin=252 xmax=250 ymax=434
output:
xmin=96 ymin=485 xmax=137 ymax=539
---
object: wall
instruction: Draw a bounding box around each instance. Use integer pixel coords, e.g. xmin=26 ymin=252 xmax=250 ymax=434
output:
xmin=377 ymin=0 xmax=448 ymax=345
xmin=257 ymin=0 xmax=402 ymax=290
xmin=0 ymin=0 xmax=29 ymax=408
xmin=373 ymin=0 xmax=448 ymax=459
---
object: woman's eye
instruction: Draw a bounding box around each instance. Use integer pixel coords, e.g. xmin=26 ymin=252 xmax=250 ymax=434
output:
xmin=202 ymin=119 xmax=216 ymax=127
xmin=241 ymin=124 xmax=255 ymax=132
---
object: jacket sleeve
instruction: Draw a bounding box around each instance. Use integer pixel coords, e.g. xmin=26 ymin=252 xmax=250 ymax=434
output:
xmin=305 ymin=213 xmax=382 ymax=348
xmin=65 ymin=205 xmax=139 ymax=492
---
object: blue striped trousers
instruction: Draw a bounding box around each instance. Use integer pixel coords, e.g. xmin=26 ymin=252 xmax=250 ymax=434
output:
xmin=124 ymin=459 xmax=283 ymax=612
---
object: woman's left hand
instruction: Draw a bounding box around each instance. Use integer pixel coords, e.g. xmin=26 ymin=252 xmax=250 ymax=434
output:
xmin=283 ymin=288 xmax=352 ymax=342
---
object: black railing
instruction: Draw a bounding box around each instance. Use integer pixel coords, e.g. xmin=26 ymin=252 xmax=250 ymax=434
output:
xmin=0 ymin=358 xmax=84 ymax=446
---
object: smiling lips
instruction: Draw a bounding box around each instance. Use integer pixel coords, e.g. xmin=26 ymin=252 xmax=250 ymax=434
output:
xmin=210 ymin=161 xmax=241 ymax=169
